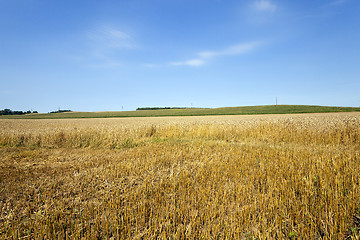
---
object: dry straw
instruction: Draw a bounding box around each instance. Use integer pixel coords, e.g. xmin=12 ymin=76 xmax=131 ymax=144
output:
xmin=0 ymin=113 xmax=359 ymax=239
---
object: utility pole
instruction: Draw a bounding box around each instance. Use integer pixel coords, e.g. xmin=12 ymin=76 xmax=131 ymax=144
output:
xmin=276 ymin=97 xmax=278 ymax=106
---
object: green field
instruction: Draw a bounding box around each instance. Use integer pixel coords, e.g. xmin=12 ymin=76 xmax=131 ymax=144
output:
xmin=2 ymin=105 xmax=360 ymax=119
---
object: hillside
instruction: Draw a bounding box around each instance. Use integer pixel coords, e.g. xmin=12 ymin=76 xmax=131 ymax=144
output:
xmin=1 ymin=105 xmax=360 ymax=119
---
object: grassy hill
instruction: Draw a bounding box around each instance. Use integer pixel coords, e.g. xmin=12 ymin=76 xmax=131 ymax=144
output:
xmin=1 ymin=105 xmax=360 ymax=119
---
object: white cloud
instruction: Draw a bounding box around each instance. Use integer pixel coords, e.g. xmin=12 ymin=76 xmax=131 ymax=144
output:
xmin=142 ymin=63 xmax=159 ymax=68
xmin=89 ymin=25 xmax=134 ymax=49
xmin=170 ymin=41 xmax=263 ymax=67
xmin=75 ymin=25 xmax=135 ymax=68
xmin=302 ymin=0 xmax=349 ymax=19
xmin=319 ymin=0 xmax=349 ymax=10
xmin=327 ymin=0 xmax=348 ymax=6
xmin=170 ymin=59 xmax=205 ymax=67
xmin=253 ymin=0 xmax=277 ymax=12
xmin=198 ymin=42 xmax=262 ymax=58
xmin=88 ymin=61 xmax=124 ymax=69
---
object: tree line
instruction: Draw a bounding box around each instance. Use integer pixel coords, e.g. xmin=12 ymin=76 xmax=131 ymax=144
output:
xmin=49 ymin=109 xmax=72 ymax=114
xmin=137 ymin=107 xmax=193 ymax=110
xmin=0 ymin=109 xmax=38 ymax=115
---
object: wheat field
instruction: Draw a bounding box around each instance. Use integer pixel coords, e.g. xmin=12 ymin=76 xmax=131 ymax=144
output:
xmin=0 ymin=113 xmax=359 ymax=239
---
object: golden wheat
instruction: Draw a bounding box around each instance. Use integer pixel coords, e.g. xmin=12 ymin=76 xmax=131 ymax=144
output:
xmin=0 ymin=113 xmax=359 ymax=239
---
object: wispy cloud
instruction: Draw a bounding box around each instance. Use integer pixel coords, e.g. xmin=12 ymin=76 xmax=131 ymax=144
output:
xmin=142 ymin=63 xmax=160 ymax=68
xmin=170 ymin=41 xmax=263 ymax=67
xmin=326 ymin=0 xmax=348 ymax=7
xmin=198 ymin=42 xmax=262 ymax=59
xmin=87 ymin=61 xmax=124 ymax=69
xmin=170 ymin=59 xmax=205 ymax=67
xmin=301 ymin=0 xmax=349 ymax=19
xmin=74 ymin=25 xmax=136 ymax=69
xmin=253 ymin=0 xmax=277 ymax=12
xmin=89 ymin=25 xmax=134 ymax=49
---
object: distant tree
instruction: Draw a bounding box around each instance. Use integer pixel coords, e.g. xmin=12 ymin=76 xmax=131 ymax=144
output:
xmin=0 ymin=109 xmax=38 ymax=115
xmin=137 ymin=107 xmax=189 ymax=110
xmin=50 ymin=109 xmax=72 ymax=114
xmin=2 ymin=109 xmax=12 ymax=115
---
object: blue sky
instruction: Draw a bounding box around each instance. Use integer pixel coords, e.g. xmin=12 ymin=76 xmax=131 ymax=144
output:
xmin=1 ymin=0 xmax=359 ymax=112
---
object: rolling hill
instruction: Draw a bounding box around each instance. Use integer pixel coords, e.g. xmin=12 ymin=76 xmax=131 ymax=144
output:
xmin=1 ymin=105 xmax=360 ymax=119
